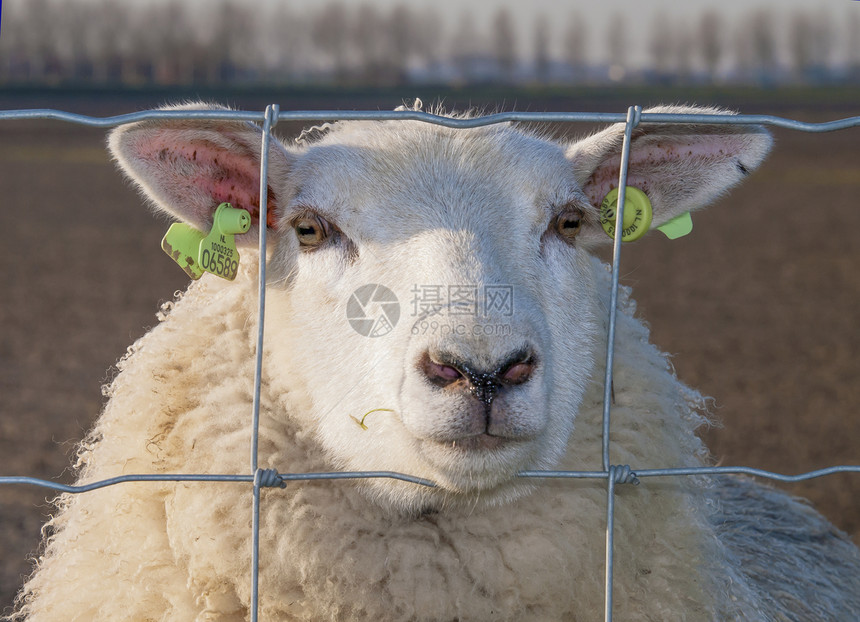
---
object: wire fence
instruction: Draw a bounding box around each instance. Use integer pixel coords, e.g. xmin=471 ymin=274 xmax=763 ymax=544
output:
xmin=1 ymin=104 xmax=860 ymax=621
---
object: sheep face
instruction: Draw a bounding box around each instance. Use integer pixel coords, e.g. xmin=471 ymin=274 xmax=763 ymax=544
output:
xmin=265 ymin=121 xmax=602 ymax=510
xmin=109 ymin=105 xmax=771 ymax=513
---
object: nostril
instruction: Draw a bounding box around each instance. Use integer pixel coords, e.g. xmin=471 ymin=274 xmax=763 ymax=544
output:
xmin=501 ymin=359 xmax=535 ymax=385
xmin=419 ymin=348 xmax=538 ymax=394
xmin=419 ymin=352 xmax=464 ymax=388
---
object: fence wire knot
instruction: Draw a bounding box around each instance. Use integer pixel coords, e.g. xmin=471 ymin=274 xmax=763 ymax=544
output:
xmin=609 ymin=464 xmax=640 ymax=486
xmin=629 ymin=105 xmax=643 ymax=129
xmin=264 ymin=104 xmax=280 ymax=129
xmin=255 ymin=468 xmax=286 ymax=489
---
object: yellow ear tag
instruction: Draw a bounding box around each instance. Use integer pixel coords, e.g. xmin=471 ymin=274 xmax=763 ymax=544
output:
xmin=600 ymin=186 xmax=653 ymax=242
xmin=161 ymin=203 xmax=251 ymax=281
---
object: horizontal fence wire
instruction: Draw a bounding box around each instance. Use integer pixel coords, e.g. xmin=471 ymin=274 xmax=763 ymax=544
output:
xmin=1 ymin=104 xmax=859 ymax=622
xmin=5 ymin=464 xmax=859 ymax=494
xmin=5 ymin=464 xmax=858 ymax=495
xmin=2 ymin=107 xmax=860 ymax=131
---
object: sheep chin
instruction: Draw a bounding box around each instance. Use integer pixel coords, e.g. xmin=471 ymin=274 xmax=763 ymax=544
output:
xmin=412 ymin=435 xmax=538 ymax=494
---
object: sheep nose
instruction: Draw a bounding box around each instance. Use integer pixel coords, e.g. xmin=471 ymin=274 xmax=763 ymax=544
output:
xmin=418 ymin=349 xmax=537 ymax=405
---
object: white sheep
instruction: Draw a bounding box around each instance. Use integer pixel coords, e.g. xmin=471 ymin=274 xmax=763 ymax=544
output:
xmin=10 ymin=103 xmax=860 ymax=621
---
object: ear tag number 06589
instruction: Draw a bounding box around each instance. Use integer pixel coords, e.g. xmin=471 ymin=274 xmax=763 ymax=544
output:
xmin=161 ymin=203 xmax=251 ymax=281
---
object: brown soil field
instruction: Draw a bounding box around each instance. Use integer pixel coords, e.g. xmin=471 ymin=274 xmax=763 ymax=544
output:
xmin=1 ymin=88 xmax=858 ymax=613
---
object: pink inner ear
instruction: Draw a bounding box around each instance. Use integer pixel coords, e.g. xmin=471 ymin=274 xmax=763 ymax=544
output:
xmin=138 ymin=134 xmax=278 ymax=228
xmin=583 ymin=138 xmax=746 ymax=207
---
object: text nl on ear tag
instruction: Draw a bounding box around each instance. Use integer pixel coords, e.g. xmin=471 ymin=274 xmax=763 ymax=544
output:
xmin=161 ymin=203 xmax=251 ymax=281
xmin=600 ymin=186 xmax=653 ymax=242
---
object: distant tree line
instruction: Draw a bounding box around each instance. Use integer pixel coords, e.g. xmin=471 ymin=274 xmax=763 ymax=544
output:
xmin=0 ymin=0 xmax=858 ymax=87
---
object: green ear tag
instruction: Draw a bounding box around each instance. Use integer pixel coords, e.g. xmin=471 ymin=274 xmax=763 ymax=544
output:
xmin=600 ymin=187 xmax=653 ymax=242
xmin=162 ymin=223 xmax=207 ymax=279
xmin=197 ymin=203 xmax=251 ymax=280
xmin=656 ymin=212 xmax=693 ymax=239
xmin=161 ymin=203 xmax=251 ymax=281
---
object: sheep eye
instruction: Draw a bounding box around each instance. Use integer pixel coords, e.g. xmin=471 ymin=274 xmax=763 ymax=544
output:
xmin=293 ymin=214 xmax=330 ymax=248
xmin=555 ymin=209 xmax=583 ymax=242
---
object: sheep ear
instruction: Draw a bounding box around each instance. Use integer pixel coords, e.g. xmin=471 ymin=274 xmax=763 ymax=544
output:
xmin=566 ymin=106 xmax=772 ymax=244
xmin=108 ymin=103 xmax=295 ymax=247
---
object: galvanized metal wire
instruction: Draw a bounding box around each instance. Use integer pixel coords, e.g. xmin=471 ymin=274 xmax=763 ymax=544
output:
xmin=1 ymin=104 xmax=859 ymax=622
xmin=3 ymin=107 xmax=860 ymax=132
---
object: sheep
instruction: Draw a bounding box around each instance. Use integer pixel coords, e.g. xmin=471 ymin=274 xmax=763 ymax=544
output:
xmin=10 ymin=102 xmax=860 ymax=621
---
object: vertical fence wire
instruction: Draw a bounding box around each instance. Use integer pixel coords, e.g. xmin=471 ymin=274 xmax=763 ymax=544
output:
xmin=250 ymin=103 xmax=279 ymax=622
xmin=600 ymin=104 xmax=642 ymax=621
xmin=601 ymin=105 xmax=640 ymax=473
xmin=604 ymin=468 xmax=620 ymax=622
xmin=0 ymin=105 xmax=859 ymax=621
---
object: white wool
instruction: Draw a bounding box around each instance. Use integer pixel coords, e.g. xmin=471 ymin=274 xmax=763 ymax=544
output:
xmin=10 ymin=105 xmax=860 ymax=621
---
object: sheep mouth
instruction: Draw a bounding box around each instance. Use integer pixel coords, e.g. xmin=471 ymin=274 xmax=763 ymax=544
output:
xmin=420 ymin=427 xmax=539 ymax=453
xmin=443 ymin=433 xmax=508 ymax=452
xmin=427 ymin=431 xmax=537 ymax=456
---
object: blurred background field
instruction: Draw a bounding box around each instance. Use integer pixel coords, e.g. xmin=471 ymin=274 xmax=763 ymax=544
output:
xmin=2 ymin=0 xmax=859 ymax=89
xmin=1 ymin=0 xmax=859 ymax=614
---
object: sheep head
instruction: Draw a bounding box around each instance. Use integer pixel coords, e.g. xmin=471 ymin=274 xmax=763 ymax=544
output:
xmin=109 ymin=104 xmax=771 ymax=514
